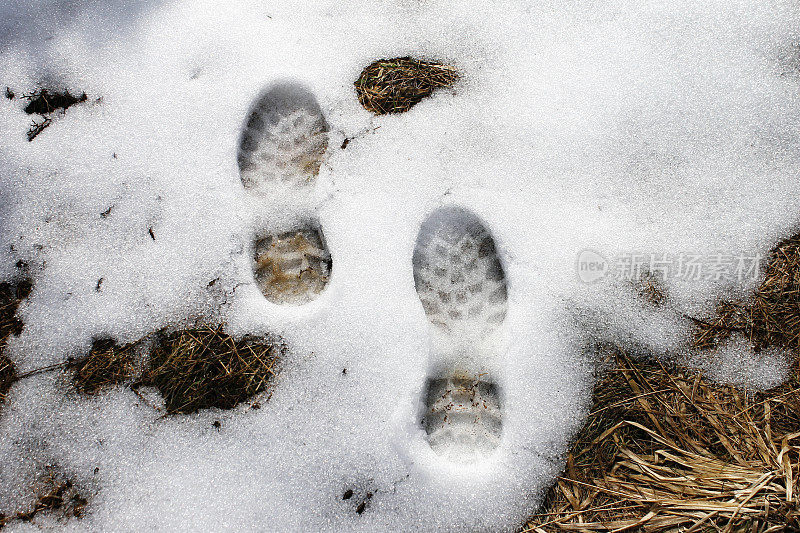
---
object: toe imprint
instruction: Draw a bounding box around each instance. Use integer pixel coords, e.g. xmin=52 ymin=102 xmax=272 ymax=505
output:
xmin=238 ymin=82 xmax=329 ymax=191
xmin=413 ymin=206 xmax=507 ymax=336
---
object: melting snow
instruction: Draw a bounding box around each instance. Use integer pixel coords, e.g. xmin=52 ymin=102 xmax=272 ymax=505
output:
xmin=1 ymin=0 xmax=799 ymax=531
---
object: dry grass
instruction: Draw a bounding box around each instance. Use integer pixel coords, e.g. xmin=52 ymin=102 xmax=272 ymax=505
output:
xmin=525 ymin=348 xmax=800 ymax=533
xmin=21 ymin=89 xmax=88 ymax=141
xmin=529 ymin=235 xmax=800 ymax=532
xmin=69 ymin=328 xmax=283 ymax=408
xmin=137 ymin=326 xmax=284 ymax=414
xmin=692 ymin=234 xmax=800 ymax=352
xmin=3 ymin=322 xmax=282 ymax=414
xmin=0 ymin=471 xmax=87 ymax=530
xmin=0 ymin=278 xmax=31 ymax=408
xmin=750 ymin=235 xmax=800 ymax=350
xmin=70 ymin=338 xmax=139 ymax=395
xmin=0 ymin=355 xmax=15 ymax=407
xmin=0 ymin=279 xmax=31 ymax=352
xmin=633 ymin=272 xmax=667 ymax=308
xmin=354 ymin=57 xmax=458 ymax=115
xmin=21 ymin=89 xmax=87 ymax=116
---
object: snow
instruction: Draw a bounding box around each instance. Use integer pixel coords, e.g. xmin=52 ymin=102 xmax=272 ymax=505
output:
xmin=686 ymin=337 xmax=792 ymax=390
xmin=1 ymin=0 xmax=799 ymax=531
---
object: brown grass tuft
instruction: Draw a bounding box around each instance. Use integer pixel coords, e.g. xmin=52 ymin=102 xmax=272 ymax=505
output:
xmin=692 ymin=234 xmax=800 ymax=352
xmin=21 ymin=89 xmax=88 ymax=142
xmin=0 ymin=354 xmax=15 ymax=407
xmin=525 ymin=347 xmax=800 ymax=533
xmin=0 ymin=278 xmax=31 ymax=409
xmin=22 ymin=89 xmax=87 ymax=116
xmin=354 ymin=57 xmax=458 ymax=115
xmin=70 ymin=338 xmax=139 ymax=395
xmin=138 ymin=326 xmax=284 ymax=414
xmin=1 ymin=279 xmax=32 ymax=353
xmin=633 ymin=272 xmax=667 ymax=308
xmin=0 ymin=471 xmax=87 ymax=530
xmin=751 ymin=235 xmax=800 ymax=350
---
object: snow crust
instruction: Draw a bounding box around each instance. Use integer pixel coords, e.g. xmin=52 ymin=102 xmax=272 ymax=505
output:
xmin=1 ymin=0 xmax=800 ymax=531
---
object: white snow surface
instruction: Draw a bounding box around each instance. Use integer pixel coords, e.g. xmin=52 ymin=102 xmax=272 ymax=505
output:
xmin=0 ymin=0 xmax=799 ymax=531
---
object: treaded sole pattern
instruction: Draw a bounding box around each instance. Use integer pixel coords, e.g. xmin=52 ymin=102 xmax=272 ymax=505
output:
xmin=238 ymin=81 xmax=332 ymax=305
xmin=413 ymin=206 xmax=507 ymax=463
xmin=252 ymin=225 xmax=331 ymax=305
xmin=238 ymin=82 xmax=329 ymax=190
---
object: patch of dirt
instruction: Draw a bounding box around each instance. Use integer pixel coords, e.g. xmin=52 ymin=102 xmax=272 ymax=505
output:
xmin=0 ymin=277 xmax=32 ymax=408
xmin=340 ymin=484 xmax=377 ymax=516
xmin=137 ymin=326 xmax=284 ymax=414
xmin=0 ymin=279 xmax=32 ymax=351
xmin=3 ymin=320 xmax=283 ymax=416
xmin=19 ymin=88 xmax=88 ymax=141
xmin=70 ymin=337 xmax=139 ymax=395
xmin=0 ymin=471 xmax=87 ymax=530
xmin=0 ymin=355 xmax=15 ymax=408
xmin=354 ymin=57 xmax=458 ymax=115
xmin=22 ymin=89 xmax=87 ymax=116
xmin=632 ymin=271 xmax=667 ymax=308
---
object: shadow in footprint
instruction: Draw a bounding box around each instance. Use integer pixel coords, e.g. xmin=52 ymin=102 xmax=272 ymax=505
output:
xmin=238 ymin=82 xmax=329 ymax=191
